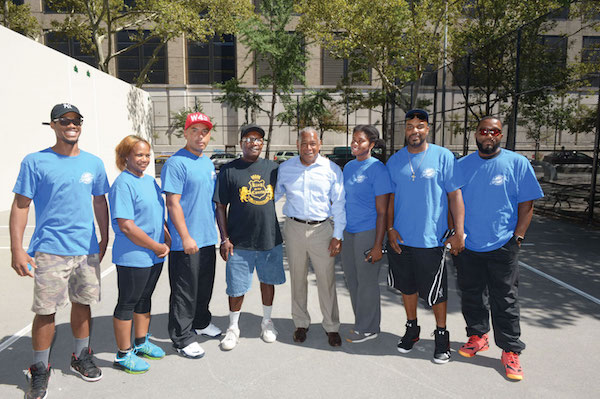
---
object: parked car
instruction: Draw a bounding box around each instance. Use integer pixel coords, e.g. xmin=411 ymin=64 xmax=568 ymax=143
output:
xmin=542 ymin=151 xmax=593 ymax=165
xmin=154 ymin=152 xmax=174 ymax=178
xmin=273 ymin=150 xmax=298 ymax=163
xmin=327 ymin=146 xmax=355 ymax=168
xmin=210 ymin=152 xmax=238 ymax=169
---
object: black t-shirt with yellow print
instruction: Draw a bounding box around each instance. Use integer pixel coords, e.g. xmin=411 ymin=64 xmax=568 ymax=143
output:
xmin=213 ymin=158 xmax=283 ymax=251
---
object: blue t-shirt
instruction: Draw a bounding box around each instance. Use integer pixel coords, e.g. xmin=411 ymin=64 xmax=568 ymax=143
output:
xmin=343 ymin=157 xmax=392 ymax=233
xmin=386 ymin=144 xmax=464 ymax=248
xmin=458 ymin=149 xmax=544 ymax=252
xmin=109 ymin=171 xmax=165 ymax=267
xmin=161 ymin=148 xmax=218 ymax=250
xmin=13 ymin=148 xmax=109 ymax=256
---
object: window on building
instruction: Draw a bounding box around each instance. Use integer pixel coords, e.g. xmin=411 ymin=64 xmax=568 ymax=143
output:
xmin=116 ymin=30 xmax=167 ymax=84
xmin=582 ymin=36 xmax=600 ymax=86
xmin=549 ymin=4 xmax=569 ymax=20
xmin=45 ymin=32 xmax=97 ymax=67
xmin=187 ymin=35 xmax=236 ymax=84
xmin=321 ymin=47 xmax=371 ymax=86
xmin=538 ymin=35 xmax=568 ymax=69
xmin=11 ymin=0 xmax=25 ymax=5
xmin=43 ymin=0 xmax=70 ymax=13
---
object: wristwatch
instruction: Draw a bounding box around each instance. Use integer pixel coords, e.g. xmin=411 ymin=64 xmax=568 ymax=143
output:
xmin=515 ymin=235 xmax=524 ymax=244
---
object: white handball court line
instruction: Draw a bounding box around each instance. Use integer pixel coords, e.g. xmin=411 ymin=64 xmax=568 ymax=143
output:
xmin=0 ymin=256 xmax=598 ymax=354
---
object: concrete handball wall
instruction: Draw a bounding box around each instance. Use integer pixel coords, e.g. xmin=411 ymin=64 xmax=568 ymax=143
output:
xmin=0 ymin=25 xmax=153 ymax=212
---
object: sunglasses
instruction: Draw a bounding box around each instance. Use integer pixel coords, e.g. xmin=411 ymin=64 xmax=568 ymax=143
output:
xmin=478 ymin=128 xmax=501 ymax=137
xmin=53 ymin=117 xmax=83 ymax=126
xmin=405 ymin=111 xmax=428 ymax=122
xmin=241 ymin=137 xmax=263 ymax=144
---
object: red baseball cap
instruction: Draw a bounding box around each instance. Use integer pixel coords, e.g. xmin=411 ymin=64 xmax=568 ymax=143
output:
xmin=185 ymin=112 xmax=213 ymax=130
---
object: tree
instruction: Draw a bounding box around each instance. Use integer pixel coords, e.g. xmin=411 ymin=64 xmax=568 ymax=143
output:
xmin=45 ymin=0 xmax=251 ymax=87
xmin=297 ymin=0 xmax=463 ymax=154
xmin=214 ymin=78 xmax=264 ymax=125
xmin=278 ymin=90 xmax=345 ymax=141
xmin=237 ymin=0 xmax=307 ymax=158
xmin=448 ymin=0 xmax=599 ymax=149
xmin=1 ymin=0 xmax=40 ymax=38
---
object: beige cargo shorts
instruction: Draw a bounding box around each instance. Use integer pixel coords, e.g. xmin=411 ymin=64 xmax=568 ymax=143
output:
xmin=32 ymin=252 xmax=101 ymax=315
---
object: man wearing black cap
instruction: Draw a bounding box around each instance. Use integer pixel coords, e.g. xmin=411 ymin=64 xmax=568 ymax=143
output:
xmin=213 ymin=124 xmax=285 ymax=350
xmin=386 ymin=108 xmax=465 ymax=364
xmin=10 ymin=103 xmax=109 ymax=398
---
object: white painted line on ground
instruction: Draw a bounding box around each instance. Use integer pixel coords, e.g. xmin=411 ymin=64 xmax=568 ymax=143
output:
xmin=0 ymin=264 xmax=117 ymax=353
xmin=0 ymin=324 xmax=32 ymax=353
xmin=520 ymin=261 xmax=600 ymax=305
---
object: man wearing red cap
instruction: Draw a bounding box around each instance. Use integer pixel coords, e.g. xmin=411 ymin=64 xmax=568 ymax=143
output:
xmin=161 ymin=112 xmax=221 ymax=359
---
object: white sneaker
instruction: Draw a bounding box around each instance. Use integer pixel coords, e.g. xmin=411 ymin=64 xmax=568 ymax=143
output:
xmin=176 ymin=341 xmax=205 ymax=359
xmin=195 ymin=323 xmax=222 ymax=338
xmin=220 ymin=327 xmax=240 ymax=351
xmin=261 ymin=319 xmax=278 ymax=343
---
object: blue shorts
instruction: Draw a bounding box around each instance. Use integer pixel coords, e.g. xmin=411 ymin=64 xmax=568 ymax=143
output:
xmin=226 ymin=244 xmax=286 ymax=297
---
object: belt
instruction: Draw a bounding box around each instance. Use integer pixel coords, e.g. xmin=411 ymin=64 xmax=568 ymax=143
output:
xmin=289 ymin=216 xmax=328 ymax=225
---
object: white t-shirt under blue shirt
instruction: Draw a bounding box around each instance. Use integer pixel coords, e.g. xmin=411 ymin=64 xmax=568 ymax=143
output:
xmin=343 ymin=157 xmax=392 ymax=233
xmin=109 ymin=170 xmax=165 ymax=267
xmin=458 ymin=149 xmax=544 ymax=252
xmin=13 ymin=148 xmax=109 ymax=256
xmin=386 ymin=144 xmax=464 ymax=248
xmin=161 ymin=148 xmax=218 ymax=251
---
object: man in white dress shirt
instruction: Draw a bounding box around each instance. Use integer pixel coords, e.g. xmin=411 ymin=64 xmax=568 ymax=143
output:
xmin=275 ymin=127 xmax=346 ymax=347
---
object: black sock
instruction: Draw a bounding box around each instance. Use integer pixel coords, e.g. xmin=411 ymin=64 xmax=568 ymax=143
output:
xmin=117 ymin=347 xmax=132 ymax=358
xmin=134 ymin=337 xmax=146 ymax=346
xmin=407 ymin=319 xmax=418 ymax=327
xmin=436 ymin=326 xmax=447 ymax=332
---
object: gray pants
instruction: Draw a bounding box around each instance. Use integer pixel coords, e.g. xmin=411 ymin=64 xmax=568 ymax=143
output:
xmin=341 ymin=229 xmax=382 ymax=334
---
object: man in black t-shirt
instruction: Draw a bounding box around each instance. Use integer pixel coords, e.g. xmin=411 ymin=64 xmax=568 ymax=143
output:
xmin=213 ymin=124 xmax=285 ymax=351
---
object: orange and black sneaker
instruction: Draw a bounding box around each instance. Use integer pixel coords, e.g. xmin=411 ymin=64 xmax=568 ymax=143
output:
xmin=501 ymin=351 xmax=523 ymax=381
xmin=458 ymin=333 xmax=489 ymax=358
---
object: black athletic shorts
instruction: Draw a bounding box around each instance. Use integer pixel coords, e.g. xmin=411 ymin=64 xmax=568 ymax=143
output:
xmin=386 ymin=244 xmax=448 ymax=305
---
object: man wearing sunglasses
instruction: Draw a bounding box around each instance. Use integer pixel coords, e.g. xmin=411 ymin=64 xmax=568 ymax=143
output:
xmin=214 ymin=124 xmax=285 ymax=350
xmin=10 ymin=103 xmax=109 ymax=399
xmin=454 ymin=116 xmax=543 ymax=381
xmin=386 ymin=108 xmax=465 ymax=364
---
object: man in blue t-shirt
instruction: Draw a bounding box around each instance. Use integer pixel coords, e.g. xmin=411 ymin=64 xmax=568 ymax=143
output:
xmin=454 ymin=116 xmax=543 ymax=381
xmin=386 ymin=109 xmax=465 ymax=364
xmin=161 ymin=112 xmax=220 ymax=359
xmin=10 ymin=103 xmax=109 ymax=399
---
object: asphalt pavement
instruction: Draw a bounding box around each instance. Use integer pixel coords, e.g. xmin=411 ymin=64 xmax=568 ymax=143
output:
xmin=0 ymin=203 xmax=598 ymax=398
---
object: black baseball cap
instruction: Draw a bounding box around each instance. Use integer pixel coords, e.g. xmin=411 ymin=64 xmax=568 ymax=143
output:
xmin=51 ymin=103 xmax=83 ymax=120
xmin=405 ymin=108 xmax=429 ymax=123
xmin=240 ymin=123 xmax=265 ymax=139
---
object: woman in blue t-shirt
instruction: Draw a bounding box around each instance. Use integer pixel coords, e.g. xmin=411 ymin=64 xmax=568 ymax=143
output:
xmin=108 ymin=135 xmax=170 ymax=374
xmin=342 ymin=125 xmax=392 ymax=343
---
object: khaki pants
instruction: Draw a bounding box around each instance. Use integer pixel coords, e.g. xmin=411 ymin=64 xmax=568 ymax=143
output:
xmin=284 ymin=218 xmax=340 ymax=332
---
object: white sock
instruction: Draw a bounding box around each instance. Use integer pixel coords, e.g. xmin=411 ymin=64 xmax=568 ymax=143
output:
xmin=229 ymin=311 xmax=241 ymax=329
xmin=262 ymin=305 xmax=272 ymax=322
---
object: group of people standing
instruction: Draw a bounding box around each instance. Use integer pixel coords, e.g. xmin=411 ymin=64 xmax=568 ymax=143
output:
xmin=10 ymin=103 xmax=542 ymax=399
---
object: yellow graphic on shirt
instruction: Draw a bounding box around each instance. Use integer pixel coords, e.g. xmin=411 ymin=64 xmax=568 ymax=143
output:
xmin=239 ymin=174 xmax=273 ymax=205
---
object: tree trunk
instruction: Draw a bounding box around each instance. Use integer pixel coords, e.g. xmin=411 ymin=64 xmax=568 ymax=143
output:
xmin=265 ymin=84 xmax=278 ymax=160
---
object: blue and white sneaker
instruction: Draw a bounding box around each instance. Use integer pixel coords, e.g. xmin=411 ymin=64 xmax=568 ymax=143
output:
xmin=134 ymin=334 xmax=166 ymax=360
xmin=113 ymin=351 xmax=150 ymax=374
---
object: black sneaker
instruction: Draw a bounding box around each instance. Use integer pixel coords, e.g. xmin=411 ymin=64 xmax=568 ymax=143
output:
xmin=70 ymin=347 xmax=102 ymax=382
xmin=397 ymin=321 xmax=420 ymax=353
xmin=433 ymin=329 xmax=451 ymax=364
xmin=25 ymin=362 xmax=50 ymax=399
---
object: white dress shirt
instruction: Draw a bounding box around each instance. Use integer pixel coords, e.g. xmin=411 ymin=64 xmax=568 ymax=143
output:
xmin=275 ymin=154 xmax=346 ymax=239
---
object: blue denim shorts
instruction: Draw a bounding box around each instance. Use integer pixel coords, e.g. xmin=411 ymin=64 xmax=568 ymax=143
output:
xmin=226 ymin=244 xmax=286 ymax=297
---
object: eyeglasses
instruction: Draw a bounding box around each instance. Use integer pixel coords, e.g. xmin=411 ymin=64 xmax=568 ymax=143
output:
xmin=405 ymin=110 xmax=428 ymax=122
xmin=478 ymin=128 xmax=502 ymax=137
xmin=241 ymin=137 xmax=263 ymax=144
xmin=53 ymin=117 xmax=83 ymax=126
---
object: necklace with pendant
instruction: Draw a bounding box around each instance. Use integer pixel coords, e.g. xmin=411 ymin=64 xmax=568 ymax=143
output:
xmin=407 ymin=145 xmax=428 ymax=181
